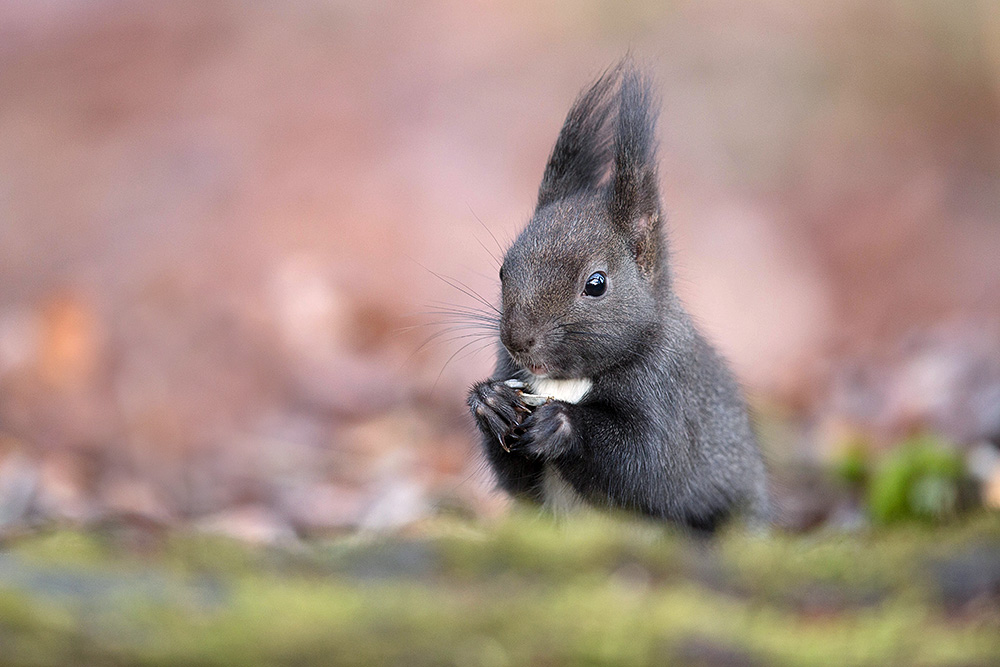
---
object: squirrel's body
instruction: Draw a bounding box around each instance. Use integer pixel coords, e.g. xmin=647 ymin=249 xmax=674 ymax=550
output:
xmin=468 ymin=63 xmax=769 ymax=532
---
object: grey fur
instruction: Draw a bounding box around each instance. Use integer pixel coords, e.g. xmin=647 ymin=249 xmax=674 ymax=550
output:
xmin=468 ymin=61 xmax=770 ymax=532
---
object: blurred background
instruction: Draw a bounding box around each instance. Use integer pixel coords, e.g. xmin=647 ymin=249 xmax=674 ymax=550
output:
xmin=2 ymin=0 xmax=999 ymax=541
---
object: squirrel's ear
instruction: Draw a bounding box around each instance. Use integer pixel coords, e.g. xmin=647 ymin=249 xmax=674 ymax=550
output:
xmin=609 ymin=67 xmax=662 ymax=276
xmin=536 ymin=65 xmax=622 ymax=208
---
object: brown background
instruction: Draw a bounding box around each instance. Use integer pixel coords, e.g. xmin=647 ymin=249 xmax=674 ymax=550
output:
xmin=2 ymin=0 xmax=999 ymax=536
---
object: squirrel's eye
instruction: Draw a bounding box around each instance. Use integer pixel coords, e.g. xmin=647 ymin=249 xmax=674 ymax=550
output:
xmin=499 ymin=266 xmax=505 ymax=282
xmin=583 ymin=271 xmax=607 ymax=297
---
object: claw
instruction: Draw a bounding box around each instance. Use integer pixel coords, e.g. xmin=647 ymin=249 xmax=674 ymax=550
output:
xmin=499 ymin=432 xmax=511 ymax=453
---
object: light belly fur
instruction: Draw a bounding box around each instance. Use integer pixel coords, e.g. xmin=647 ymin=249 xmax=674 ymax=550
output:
xmin=527 ymin=375 xmax=593 ymax=513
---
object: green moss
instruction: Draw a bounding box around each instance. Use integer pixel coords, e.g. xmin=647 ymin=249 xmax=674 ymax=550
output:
xmin=1 ymin=513 xmax=999 ymax=665
xmin=10 ymin=530 xmax=116 ymax=568
xmin=868 ymin=434 xmax=967 ymax=525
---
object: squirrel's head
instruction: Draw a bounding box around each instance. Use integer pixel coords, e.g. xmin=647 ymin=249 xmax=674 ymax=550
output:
xmin=499 ymin=63 xmax=667 ymax=379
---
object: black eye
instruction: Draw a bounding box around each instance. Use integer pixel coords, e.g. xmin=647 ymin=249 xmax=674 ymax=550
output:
xmin=583 ymin=271 xmax=607 ymax=297
xmin=499 ymin=266 xmax=505 ymax=282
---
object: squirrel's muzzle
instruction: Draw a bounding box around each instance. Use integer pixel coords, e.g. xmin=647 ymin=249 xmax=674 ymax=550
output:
xmin=499 ymin=308 xmax=540 ymax=361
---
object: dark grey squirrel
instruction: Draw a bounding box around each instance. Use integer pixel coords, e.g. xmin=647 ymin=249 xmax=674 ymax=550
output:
xmin=467 ymin=61 xmax=769 ymax=532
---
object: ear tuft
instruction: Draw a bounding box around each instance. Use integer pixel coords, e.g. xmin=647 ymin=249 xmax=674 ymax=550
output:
xmin=609 ymin=65 xmax=663 ymax=275
xmin=536 ymin=63 xmax=624 ymax=208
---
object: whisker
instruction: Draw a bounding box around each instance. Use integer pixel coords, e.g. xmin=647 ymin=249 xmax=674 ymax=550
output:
xmin=414 ymin=328 xmax=494 ymax=354
xmin=472 ymin=234 xmax=501 ymax=270
xmin=432 ymin=337 xmax=496 ymax=390
xmin=395 ymin=315 xmax=498 ymax=340
xmin=426 ymin=299 xmax=499 ymax=314
xmin=401 ymin=298 xmax=496 ymax=317
xmin=443 ymin=275 xmax=501 ymax=315
xmin=415 ymin=319 xmax=498 ymax=332
xmin=423 ymin=306 xmax=499 ymax=323
xmin=451 ymin=338 xmax=495 ymax=366
xmin=468 ymin=204 xmax=507 ymax=258
xmin=401 ymin=326 xmax=495 ymax=371
xmin=415 ymin=260 xmax=490 ymax=308
xmin=397 ymin=318 xmax=496 ymax=333
xmin=419 ymin=266 xmax=500 ymax=316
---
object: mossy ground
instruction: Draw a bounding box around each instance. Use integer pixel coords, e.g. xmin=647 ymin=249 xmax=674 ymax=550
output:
xmin=1 ymin=511 xmax=999 ymax=666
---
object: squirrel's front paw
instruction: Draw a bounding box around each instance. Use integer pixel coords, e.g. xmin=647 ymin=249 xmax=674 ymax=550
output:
xmin=506 ymin=401 xmax=574 ymax=459
xmin=468 ymin=380 xmax=531 ymax=451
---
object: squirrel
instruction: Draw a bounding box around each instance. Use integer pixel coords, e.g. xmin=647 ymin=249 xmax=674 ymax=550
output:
xmin=467 ymin=61 xmax=770 ymax=532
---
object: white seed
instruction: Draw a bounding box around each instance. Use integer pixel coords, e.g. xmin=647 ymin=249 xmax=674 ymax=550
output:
xmin=518 ymin=393 xmax=549 ymax=407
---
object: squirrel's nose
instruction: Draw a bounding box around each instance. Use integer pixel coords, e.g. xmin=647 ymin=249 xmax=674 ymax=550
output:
xmin=500 ymin=304 xmax=539 ymax=357
xmin=501 ymin=325 xmax=536 ymax=357
xmin=509 ymin=335 xmax=536 ymax=355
